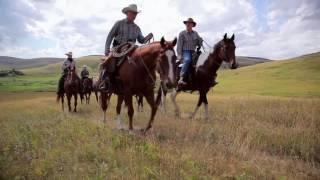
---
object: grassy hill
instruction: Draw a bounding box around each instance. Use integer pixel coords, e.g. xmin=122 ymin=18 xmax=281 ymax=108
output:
xmin=0 ymin=55 xmax=102 ymax=92
xmin=0 ymin=56 xmax=64 ymax=70
xmin=0 ymin=53 xmax=319 ymax=97
xmin=198 ymin=53 xmax=270 ymax=68
xmin=23 ymin=55 xmax=102 ymax=76
xmin=214 ymin=52 xmax=320 ymax=97
xmin=1 ymin=54 xmax=268 ymax=72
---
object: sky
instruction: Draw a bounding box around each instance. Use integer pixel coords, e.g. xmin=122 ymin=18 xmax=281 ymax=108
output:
xmin=0 ymin=0 xmax=319 ymax=60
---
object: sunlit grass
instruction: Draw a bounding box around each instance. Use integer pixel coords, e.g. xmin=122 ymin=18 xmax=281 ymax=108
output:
xmin=0 ymin=92 xmax=319 ymax=179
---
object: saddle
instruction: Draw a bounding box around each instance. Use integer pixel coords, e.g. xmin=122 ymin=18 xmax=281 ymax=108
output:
xmin=111 ymin=42 xmax=138 ymax=67
xmin=108 ymin=42 xmax=138 ymax=94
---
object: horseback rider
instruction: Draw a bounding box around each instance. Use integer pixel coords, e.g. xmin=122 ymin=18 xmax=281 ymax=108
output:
xmin=57 ymin=52 xmax=76 ymax=95
xmin=177 ymin=18 xmax=204 ymax=86
xmin=99 ymin=4 xmax=153 ymax=91
xmin=80 ymin=65 xmax=89 ymax=81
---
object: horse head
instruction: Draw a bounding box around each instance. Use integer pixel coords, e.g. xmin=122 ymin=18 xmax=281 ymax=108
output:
xmin=157 ymin=37 xmax=177 ymax=89
xmin=216 ymin=33 xmax=238 ymax=69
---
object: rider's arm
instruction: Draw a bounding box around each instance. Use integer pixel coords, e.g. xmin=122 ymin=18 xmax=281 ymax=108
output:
xmin=105 ymin=21 xmax=120 ymax=55
xmin=196 ymin=32 xmax=203 ymax=48
xmin=137 ymin=27 xmax=145 ymax=44
xmin=177 ymin=32 xmax=184 ymax=57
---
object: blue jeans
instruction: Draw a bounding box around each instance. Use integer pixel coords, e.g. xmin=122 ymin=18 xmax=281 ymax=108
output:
xmin=180 ymin=50 xmax=193 ymax=77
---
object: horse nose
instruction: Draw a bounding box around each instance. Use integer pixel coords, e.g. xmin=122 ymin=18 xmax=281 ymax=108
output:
xmin=229 ymin=59 xmax=238 ymax=69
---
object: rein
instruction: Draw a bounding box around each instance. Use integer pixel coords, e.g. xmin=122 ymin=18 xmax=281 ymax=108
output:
xmin=139 ymin=55 xmax=156 ymax=85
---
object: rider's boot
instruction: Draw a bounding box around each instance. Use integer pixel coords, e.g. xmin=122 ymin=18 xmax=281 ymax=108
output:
xmin=178 ymin=74 xmax=187 ymax=86
xmin=99 ymin=70 xmax=113 ymax=93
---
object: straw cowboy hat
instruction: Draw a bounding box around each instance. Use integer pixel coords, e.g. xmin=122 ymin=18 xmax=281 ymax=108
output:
xmin=183 ymin=18 xmax=197 ymax=27
xmin=122 ymin=4 xmax=140 ymax=14
xmin=82 ymin=65 xmax=87 ymax=68
xmin=65 ymin=52 xmax=73 ymax=56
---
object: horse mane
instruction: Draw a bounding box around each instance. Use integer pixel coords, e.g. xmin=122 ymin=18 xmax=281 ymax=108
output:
xmin=198 ymin=40 xmax=224 ymax=75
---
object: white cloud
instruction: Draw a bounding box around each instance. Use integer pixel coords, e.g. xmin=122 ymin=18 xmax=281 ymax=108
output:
xmin=0 ymin=0 xmax=319 ymax=59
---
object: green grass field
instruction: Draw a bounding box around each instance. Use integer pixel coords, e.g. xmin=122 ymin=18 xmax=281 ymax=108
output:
xmin=0 ymin=93 xmax=319 ymax=179
xmin=0 ymin=53 xmax=319 ymax=179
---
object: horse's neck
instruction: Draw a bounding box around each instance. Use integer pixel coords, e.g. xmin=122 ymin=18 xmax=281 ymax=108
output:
xmin=137 ymin=43 xmax=161 ymax=69
xmin=201 ymin=50 xmax=223 ymax=75
xmin=67 ymin=73 xmax=77 ymax=82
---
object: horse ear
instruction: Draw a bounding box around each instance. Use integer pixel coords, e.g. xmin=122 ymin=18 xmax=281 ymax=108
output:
xmin=223 ymin=33 xmax=227 ymax=40
xmin=160 ymin=37 xmax=166 ymax=47
xmin=172 ymin=37 xmax=177 ymax=47
xmin=231 ymin=34 xmax=235 ymax=41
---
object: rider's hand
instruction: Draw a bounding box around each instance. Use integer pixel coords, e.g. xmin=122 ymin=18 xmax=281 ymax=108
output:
xmin=143 ymin=33 xmax=154 ymax=44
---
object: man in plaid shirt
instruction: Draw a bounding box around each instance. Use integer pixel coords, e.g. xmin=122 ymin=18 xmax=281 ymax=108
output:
xmin=177 ymin=18 xmax=203 ymax=86
xmin=100 ymin=4 xmax=153 ymax=91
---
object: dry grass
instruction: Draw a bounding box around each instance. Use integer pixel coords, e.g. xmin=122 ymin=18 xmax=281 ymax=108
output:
xmin=0 ymin=92 xmax=319 ymax=179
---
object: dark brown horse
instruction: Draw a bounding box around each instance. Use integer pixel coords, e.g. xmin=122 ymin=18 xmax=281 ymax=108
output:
xmin=163 ymin=34 xmax=238 ymax=119
xmin=82 ymin=77 xmax=93 ymax=104
xmin=100 ymin=37 xmax=177 ymax=133
xmin=57 ymin=68 xmax=82 ymax=112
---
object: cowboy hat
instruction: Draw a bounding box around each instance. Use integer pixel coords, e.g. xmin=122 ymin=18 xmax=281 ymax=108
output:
xmin=122 ymin=4 xmax=140 ymax=14
xmin=183 ymin=18 xmax=196 ymax=27
xmin=65 ymin=52 xmax=73 ymax=56
xmin=82 ymin=65 xmax=87 ymax=68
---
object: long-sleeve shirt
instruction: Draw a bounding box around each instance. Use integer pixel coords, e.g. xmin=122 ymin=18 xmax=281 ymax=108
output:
xmin=177 ymin=30 xmax=203 ymax=56
xmin=105 ymin=18 xmax=146 ymax=54
xmin=61 ymin=58 xmax=76 ymax=73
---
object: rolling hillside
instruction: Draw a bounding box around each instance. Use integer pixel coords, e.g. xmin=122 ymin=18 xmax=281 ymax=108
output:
xmin=0 ymin=53 xmax=319 ymax=97
xmin=214 ymin=52 xmax=320 ymax=97
xmin=1 ymin=54 xmax=269 ymax=72
xmin=0 ymin=56 xmax=64 ymax=70
xmin=23 ymin=55 xmax=103 ymax=76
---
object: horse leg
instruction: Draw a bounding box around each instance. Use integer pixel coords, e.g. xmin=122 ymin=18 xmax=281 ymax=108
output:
xmin=67 ymin=94 xmax=72 ymax=112
xmin=61 ymin=94 xmax=64 ymax=112
xmin=190 ymin=93 xmax=203 ymax=119
xmin=124 ymin=95 xmax=134 ymax=131
xmin=116 ymin=95 xmax=124 ymax=129
xmin=88 ymin=92 xmax=91 ymax=104
xmin=161 ymin=89 xmax=167 ymax=113
xmin=95 ymin=91 xmax=99 ymax=102
xmin=100 ymin=92 xmax=108 ymax=124
xmin=138 ymin=95 xmax=143 ymax=112
xmin=170 ymin=89 xmax=181 ymax=118
xmin=80 ymin=92 xmax=83 ymax=104
xmin=74 ymin=93 xmax=78 ymax=112
xmin=203 ymin=93 xmax=209 ymax=120
xmin=143 ymin=92 xmax=157 ymax=134
xmin=85 ymin=93 xmax=89 ymax=104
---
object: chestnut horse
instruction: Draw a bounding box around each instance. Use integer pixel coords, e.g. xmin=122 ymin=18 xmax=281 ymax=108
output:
xmin=162 ymin=34 xmax=238 ymax=119
xmin=82 ymin=77 xmax=93 ymax=104
xmin=57 ymin=68 xmax=82 ymax=112
xmin=100 ymin=37 xmax=177 ymax=133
